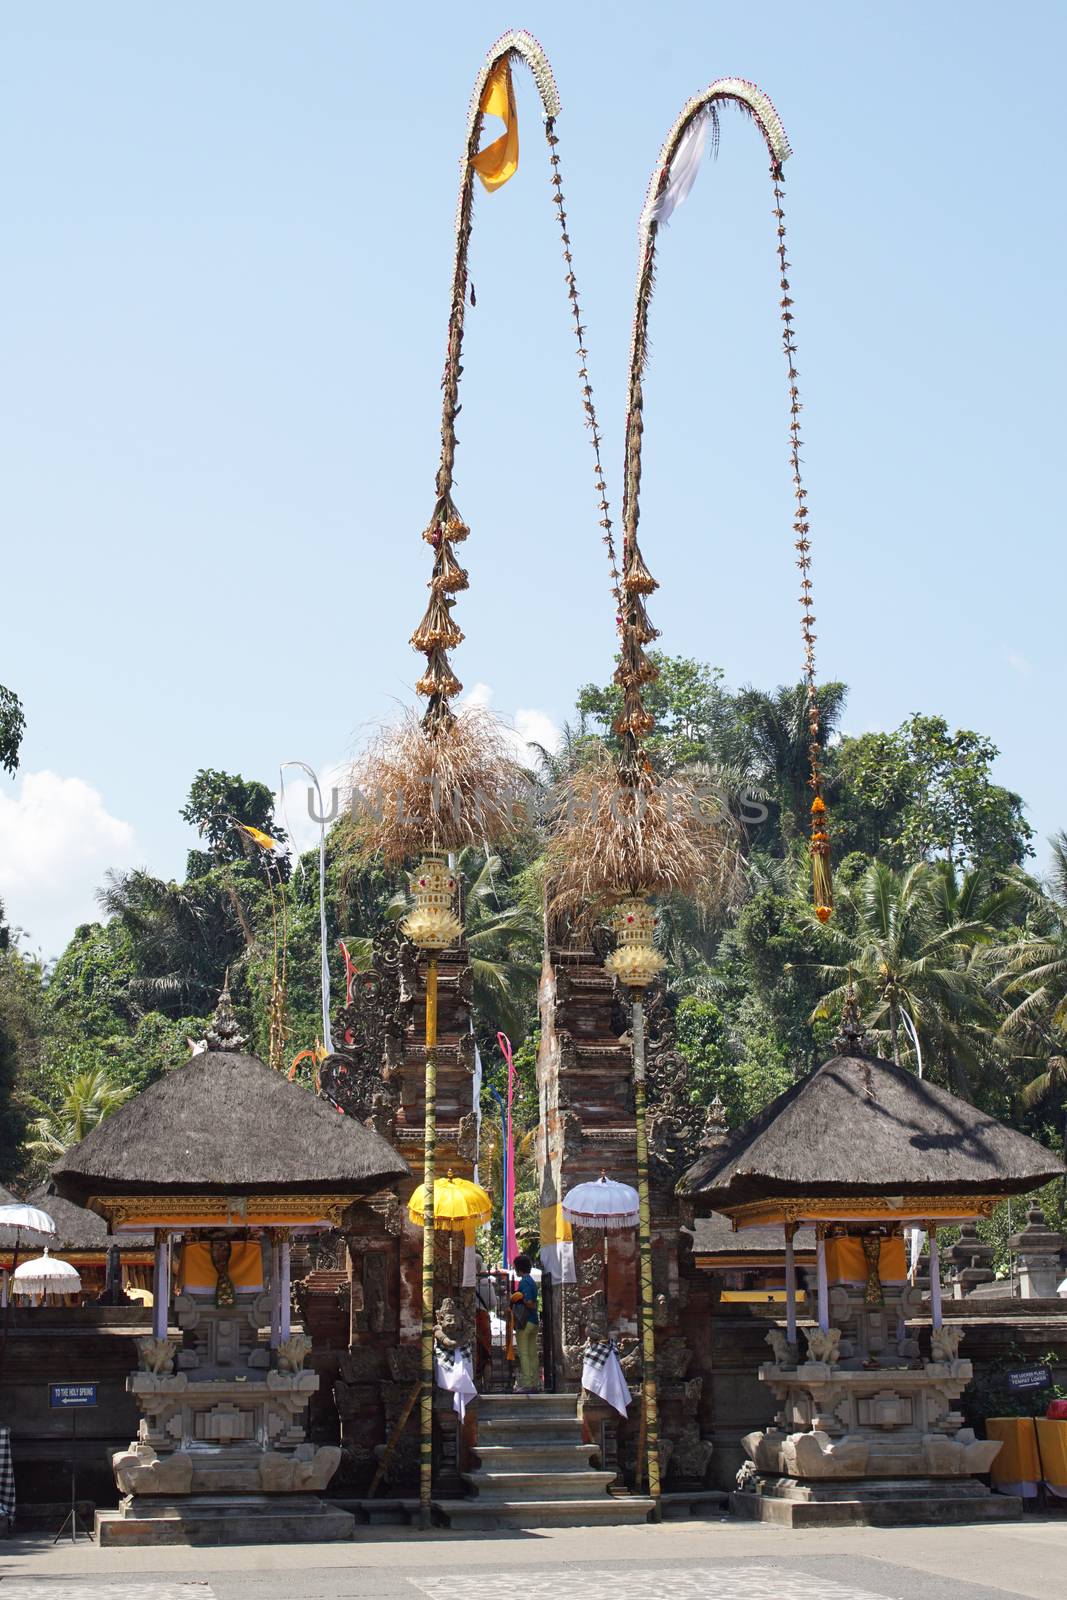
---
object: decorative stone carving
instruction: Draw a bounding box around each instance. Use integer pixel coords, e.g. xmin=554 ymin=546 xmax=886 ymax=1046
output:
xmin=456 ymin=1110 xmax=480 ymax=1163
xmin=929 ymin=1324 xmax=964 ymax=1365
xmin=112 ymin=1444 xmax=194 ymax=1496
xmin=136 ymin=1336 xmax=177 ymax=1375
xmin=276 ymin=1333 xmax=312 ymax=1373
xmin=766 ymin=1329 xmax=798 ymax=1367
xmin=803 ymin=1326 xmax=841 ymax=1365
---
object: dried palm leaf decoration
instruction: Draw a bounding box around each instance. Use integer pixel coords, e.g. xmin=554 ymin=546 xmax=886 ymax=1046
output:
xmin=351 ymin=31 xmax=617 ymax=1530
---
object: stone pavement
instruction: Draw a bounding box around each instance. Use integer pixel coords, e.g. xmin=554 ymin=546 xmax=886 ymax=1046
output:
xmin=1 ymin=1517 xmax=1065 ymax=1600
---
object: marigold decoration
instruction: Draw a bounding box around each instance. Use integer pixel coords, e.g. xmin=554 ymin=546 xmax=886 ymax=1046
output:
xmin=604 ymin=898 xmax=666 ymax=989
xmin=401 ymin=857 xmax=463 ymax=951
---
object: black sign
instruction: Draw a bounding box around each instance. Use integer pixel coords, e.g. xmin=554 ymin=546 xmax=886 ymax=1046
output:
xmin=1005 ymin=1365 xmax=1051 ymax=1393
xmin=49 ymin=1382 xmax=98 ymax=1409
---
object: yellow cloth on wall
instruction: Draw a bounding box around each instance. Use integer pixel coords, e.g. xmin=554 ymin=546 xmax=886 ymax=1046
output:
xmin=179 ymin=1240 xmax=263 ymax=1296
xmin=1036 ymin=1419 xmax=1067 ymax=1488
xmin=825 ymin=1235 xmax=907 ymax=1284
xmin=986 ymin=1417 xmax=1041 ymax=1486
xmin=539 ymin=1203 xmax=573 ymax=1246
xmin=471 ymin=60 xmax=518 ymax=192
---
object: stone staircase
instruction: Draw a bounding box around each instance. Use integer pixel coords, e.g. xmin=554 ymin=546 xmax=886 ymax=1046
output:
xmin=436 ymin=1392 xmax=654 ymax=1529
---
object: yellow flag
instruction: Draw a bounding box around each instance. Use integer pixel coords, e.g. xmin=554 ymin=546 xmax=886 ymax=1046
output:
xmin=472 ymin=59 xmax=518 ymax=192
xmin=237 ymin=821 xmax=284 ymax=853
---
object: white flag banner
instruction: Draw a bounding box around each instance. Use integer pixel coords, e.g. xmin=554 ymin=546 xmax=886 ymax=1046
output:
xmin=435 ymin=1345 xmax=478 ymax=1422
xmin=581 ymin=1339 xmax=631 ymax=1418
xmin=649 ymin=111 xmax=709 ymax=226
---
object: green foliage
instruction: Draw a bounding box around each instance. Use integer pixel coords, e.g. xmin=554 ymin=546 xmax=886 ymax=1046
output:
xmin=962 ymin=1343 xmax=1067 ymax=1429
xmin=22 ymin=1064 xmax=135 ymax=1179
xmin=835 ymin=715 xmax=1033 ymax=869
xmin=0 ymin=684 xmax=25 ymax=775
xmin=180 ymin=768 xmax=287 ymax=880
xmin=576 ymin=654 xmax=733 ymax=771
xmin=3 ymin=663 xmax=1066 ymax=1193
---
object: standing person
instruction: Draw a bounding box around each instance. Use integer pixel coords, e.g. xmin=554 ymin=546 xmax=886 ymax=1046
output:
xmin=510 ymin=1253 xmax=540 ymax=1393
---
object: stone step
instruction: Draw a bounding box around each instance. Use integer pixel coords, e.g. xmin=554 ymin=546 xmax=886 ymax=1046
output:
xmin=477 ymin=1394 xmax=579 ymax=1422
xmin=477 ymin=1422 xmax=584 ymax=1448
xmin=96 ymin=1495 xmax=354 ymax=1547
xmin=436 ymin=1495 xmax=653 ymax=1530
xmin=473 ymin=1442 xmax=600 ymax=1470
xmin=465 ymin=1468 xmax=619 ymax=1500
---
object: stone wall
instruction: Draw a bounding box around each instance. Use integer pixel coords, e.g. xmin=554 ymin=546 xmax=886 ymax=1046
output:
xmin=0 ymin=1307 xmax=151 ymax=1516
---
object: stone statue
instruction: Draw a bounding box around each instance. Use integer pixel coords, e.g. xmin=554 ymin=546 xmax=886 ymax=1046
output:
xmin=136 ymin=1336 xmax=177 ymax=1376
xmin=803 ymin=1326 xmax=842 ymax=1365
xmin=276 ymin=1333 xmax=313 ymax=1373
xmin=434 ymin=1297 xmax=462 ymax=1353
xmin=929 ymin=1323 xmax=964 ymax=1364
xmin=765 ymin=1329 xmax=797 ymax=1366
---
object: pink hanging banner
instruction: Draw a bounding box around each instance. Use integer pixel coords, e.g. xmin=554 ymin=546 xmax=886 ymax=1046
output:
xmin=498 ymin=1032 xmax=518 ymax=1270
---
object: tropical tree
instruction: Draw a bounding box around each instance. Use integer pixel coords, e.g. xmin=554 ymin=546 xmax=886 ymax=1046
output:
xmin=0 ymin=685 xmax=25 ymax=775
xmin=804 ymin=859 xmax=1003 ymax=1097
xmin=728 ymin=681 xmax=848 ymax=850
xmin=22 ymin=1064 xmax=134 ymax=1174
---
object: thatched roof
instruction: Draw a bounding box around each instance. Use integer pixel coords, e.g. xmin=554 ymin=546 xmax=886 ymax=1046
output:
xmin=680 ymin=1051 xmax=1064 ymax=1210
xmin=688 ymin=1212 xmax=817 ymax=1257
xmin=52 ymin=1050 xmax=409 ymax=1204
xmin=0 ymin=1183 xmax=154 ymax=1254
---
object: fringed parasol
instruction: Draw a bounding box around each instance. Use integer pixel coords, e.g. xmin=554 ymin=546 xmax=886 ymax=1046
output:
xmin=0 ymin=1204 xmax=56 ymax=1237
xmin=562 ymin=1174 xmax=640 ymax=1231
xmin=407 ymin=1173 xmax=492 ymax=1232
xmin=12 ymin=1249 xmax=82 ymax=1298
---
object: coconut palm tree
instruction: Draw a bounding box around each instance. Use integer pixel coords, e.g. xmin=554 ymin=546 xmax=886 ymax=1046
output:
xmin=23 ymin=1064 xmax=133 ymax=1172
xmin=803 ymin=859 xmax=1002 ymax=1096
xmin=730 ymin=682 xmax=848 ymax=849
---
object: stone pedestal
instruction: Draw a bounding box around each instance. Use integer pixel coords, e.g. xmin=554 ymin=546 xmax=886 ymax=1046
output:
xmin=104 ymin=1293 xmax=353 ymax=1544
xmin=736 ymin=1336 xmax=1016 ymax=1525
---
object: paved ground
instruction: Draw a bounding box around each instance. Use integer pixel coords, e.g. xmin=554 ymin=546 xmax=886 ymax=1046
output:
xmin=2 ymin=1517 xmax=1066 ymax=1600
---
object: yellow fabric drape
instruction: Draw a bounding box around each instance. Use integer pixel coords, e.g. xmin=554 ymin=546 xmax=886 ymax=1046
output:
xmin=1036 ymin=1419 xmax=1067 ymax=1489
xmin=987 ymin=1417 xmax=1041 ymax=1486
xmin=178 ymin=1240 xmax=263 ymax=1295
xmin=539 ymin=1203 xmax=573 ymax=1247
xmin=825 ymin=1235 xmax=907 ymax=1284
xmin=471 ymin=60 xmax=518 ymax=192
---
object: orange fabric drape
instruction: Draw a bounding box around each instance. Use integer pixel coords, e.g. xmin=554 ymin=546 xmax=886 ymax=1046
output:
xmin=178 ymin=1240 xmax=263 ymax=1295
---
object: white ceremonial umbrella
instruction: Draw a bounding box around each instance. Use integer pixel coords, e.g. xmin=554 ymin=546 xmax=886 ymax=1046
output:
xmin=562 ymin=1173 xmax=640 ymax=1337
xmin=561 ymin=1173 xmax=640 ymax=1230
xmin=0 ymin=1203 xmax=56 ymax=1237
xmin=12 ymin=1249 xmax=82 ymax=1299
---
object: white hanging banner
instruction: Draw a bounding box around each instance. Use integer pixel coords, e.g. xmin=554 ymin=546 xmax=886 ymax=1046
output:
xmin=649 ymin=112 xmax=709 ymax=226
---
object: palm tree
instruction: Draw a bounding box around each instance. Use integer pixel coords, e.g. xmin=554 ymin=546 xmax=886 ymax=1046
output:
xmin=729 ymin=682 xmax=848 ymax=849
xmin=23 ymin=1065 xmax=134 ymax=1171
xmin=803 ymin=859 xmax=1001 ymax=1095
xmin=98 ymin=867 xmax=251 ymax=1016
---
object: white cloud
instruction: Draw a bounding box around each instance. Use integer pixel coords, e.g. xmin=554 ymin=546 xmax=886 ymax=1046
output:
xmin=0 ymin=770 xmax=139 ymax=959
xmin=1004 ymin=649 xmax=1032 ymax=676
xmin=460 ymin=683 xmax=562 ymax=764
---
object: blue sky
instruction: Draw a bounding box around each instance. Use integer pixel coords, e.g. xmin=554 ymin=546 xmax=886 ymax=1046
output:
xmin=2 ymin=2 xmax=1064 ymax=958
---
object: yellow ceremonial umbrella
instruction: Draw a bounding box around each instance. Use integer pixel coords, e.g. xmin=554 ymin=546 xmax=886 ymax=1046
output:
xmin=407 ymin=1171 xmax=492 ymax=1231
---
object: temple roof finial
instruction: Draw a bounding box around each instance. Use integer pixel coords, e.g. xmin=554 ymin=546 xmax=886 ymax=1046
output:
xmin=834 ymin=976 xmax=869 ymax=1056
xmin=206 ymin=970 xmax=246 ymax=1054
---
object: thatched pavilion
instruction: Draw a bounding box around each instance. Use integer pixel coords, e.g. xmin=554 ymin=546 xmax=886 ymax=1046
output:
xmin=680 ymin=1014 xmax=1064 ymax=1526
xmin=52 ymin=991 xmax=409 ymax=1546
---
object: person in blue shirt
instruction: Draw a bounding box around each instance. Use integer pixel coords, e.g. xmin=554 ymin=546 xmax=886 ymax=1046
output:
xmin=510 ymin=1253 xmax=540 ymax=1392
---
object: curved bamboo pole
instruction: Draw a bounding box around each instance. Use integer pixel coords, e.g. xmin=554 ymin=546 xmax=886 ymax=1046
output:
xmin=418 ymin=29 xmax=619 ymax=733
xmin=613 ymin=79 xmax=794 ymax=1517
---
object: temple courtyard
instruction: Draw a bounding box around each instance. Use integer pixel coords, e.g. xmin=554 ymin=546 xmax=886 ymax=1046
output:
xmin=2 ymin=1518 xmax=1065 ymax=1600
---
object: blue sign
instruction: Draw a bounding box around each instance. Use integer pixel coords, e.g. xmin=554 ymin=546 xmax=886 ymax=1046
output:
xmin=1005 ymin=1365 xmax=1051 ymax=1393
xmin=49 ymin=1382 xmax=98 ymax=1409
